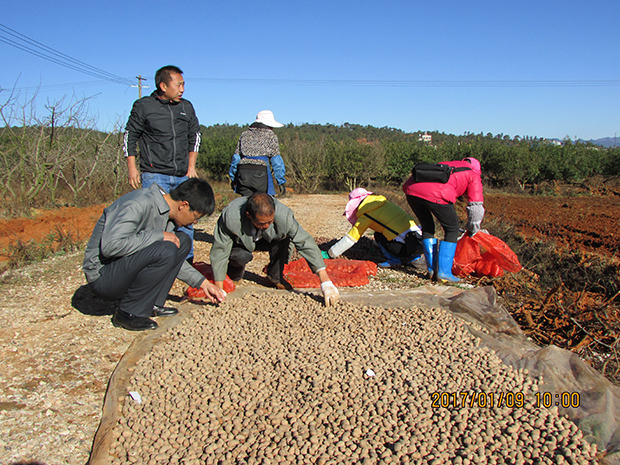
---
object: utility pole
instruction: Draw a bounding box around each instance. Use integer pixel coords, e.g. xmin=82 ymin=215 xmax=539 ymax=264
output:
xmin=133 ymin=75 xmax=148 ymax=98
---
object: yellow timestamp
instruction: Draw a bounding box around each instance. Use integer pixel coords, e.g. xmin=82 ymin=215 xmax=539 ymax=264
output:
xmin=431 ymin=391 xmax=526 ymax=408
xmin=534 ymin=391 xmax=580 ymax=408
xmin=431 ymin=391 xmax=581 ymax=409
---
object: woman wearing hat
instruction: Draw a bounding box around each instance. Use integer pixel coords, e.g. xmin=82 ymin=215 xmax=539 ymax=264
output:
xmin=229 ymin=110 xmax=287 ymax=197
xmin=402 ymin=157 xmax=485 ymax=282
xmin=327 ymin=188 xmax=423 ymax=267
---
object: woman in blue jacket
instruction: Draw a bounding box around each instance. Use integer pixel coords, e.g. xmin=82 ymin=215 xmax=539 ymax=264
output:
xmin=229 ymin=110 xmax=287 ymax=196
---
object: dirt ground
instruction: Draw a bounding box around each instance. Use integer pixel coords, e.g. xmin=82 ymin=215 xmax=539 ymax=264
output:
xmin=0 ymin=191 xmax=619 ymax=465
xmin=484 ymin=193 xmax=620 ymax=258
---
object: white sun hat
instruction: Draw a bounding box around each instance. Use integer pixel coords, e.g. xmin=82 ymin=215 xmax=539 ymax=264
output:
xmin=255 ymin=110 xmax=284 ymax=128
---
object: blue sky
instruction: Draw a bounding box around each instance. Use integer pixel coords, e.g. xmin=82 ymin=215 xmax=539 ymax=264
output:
xmin=1 ymin=0 xmax=618 ymax=140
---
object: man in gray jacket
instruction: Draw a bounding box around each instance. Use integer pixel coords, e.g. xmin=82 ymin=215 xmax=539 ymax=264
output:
xmin=83 ymin=178 xmax=225 ymax=331
xmin=210 ymin=193 xmax=339 ymax=306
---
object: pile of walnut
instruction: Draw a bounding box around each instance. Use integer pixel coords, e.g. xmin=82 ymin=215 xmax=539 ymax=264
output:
xmin=110 ymin=292 xmax=598 ymax=465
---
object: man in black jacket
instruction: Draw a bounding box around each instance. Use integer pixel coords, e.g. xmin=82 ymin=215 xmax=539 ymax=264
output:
xmin=123 ymin=65 xmax=201 ymax=262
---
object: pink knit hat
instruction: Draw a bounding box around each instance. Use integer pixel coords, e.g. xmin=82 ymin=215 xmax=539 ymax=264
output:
xmin=344 ymin=188 xmax=373 ymax=225
xmin=463 ymin=157 xmax=481 ymax=174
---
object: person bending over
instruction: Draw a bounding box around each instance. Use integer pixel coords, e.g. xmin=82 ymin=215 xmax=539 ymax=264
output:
xmin=402 ymin=157 xmax=485 ymax=282
xmin=210 ymin=193 xmax=339 ymax=306
xmin=328 ymin=188 xmax=423 ymax=268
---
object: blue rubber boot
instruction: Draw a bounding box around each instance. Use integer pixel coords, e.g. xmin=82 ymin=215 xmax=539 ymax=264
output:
xmin=377 ymin=243 xmax=401 ymax=268
xmin=422 ymin=238 xmax=437 ymax=278
xmin=436 ymin=240 xmax=460 ymax=283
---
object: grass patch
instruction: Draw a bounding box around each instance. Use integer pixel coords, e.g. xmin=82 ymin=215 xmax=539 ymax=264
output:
xmin=5 ymin=226 xmax=84 ymax=269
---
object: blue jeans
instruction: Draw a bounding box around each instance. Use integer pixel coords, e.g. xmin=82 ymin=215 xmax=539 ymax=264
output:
xmin=141 ymin=172 xmax=194 ymax=260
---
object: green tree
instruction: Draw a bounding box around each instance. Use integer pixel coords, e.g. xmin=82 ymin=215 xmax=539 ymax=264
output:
xmin=198 ymin=136 xmax=237 ymax=181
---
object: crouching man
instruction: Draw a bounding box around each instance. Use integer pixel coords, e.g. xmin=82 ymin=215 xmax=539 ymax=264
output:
xmin=83 ymin=178 xmax=226 ymax=331
xmin=210 ymin=193 xmax=340 ymax=306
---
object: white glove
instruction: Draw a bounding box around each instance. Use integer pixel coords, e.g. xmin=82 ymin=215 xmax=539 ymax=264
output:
xmin=466 ymin=202 xmax=485 ymax=236
xmin=394 ymin=225 xmax=422 ymax=244
xmin=320 ymin=280 xmax=340 ymax=306
xmin=328 ymin=234 xmax=356 ymax=258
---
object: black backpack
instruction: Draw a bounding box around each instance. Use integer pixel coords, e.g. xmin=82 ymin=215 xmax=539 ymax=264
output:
xmin=410 ymin=162 xmax=471 ymax=184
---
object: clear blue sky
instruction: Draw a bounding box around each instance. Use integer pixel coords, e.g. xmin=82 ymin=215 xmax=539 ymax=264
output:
xmin=2 ymin=0 xmax=618 ymax=141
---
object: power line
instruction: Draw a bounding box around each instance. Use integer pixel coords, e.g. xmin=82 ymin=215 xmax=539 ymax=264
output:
xmin=3 ymin=22 xmax=617 ymax=91
xmin=192 ymin=77 xmax=620 ymax=88
xmin=8 ymin=80 xmax=118 ymax=93
xmin=0 ymin=23 xmax=133 ymax=86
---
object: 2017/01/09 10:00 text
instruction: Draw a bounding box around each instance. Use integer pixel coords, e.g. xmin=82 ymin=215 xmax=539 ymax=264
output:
xmin=431 ymin=391 xmax=581 ymax=409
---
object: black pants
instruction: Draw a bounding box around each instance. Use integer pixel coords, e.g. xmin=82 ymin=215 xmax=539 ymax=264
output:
xmin=374 ymin=231 xmax=423 ymax=258
xmin=406 ymin=195 xmax=460 ymax=243
xmin=88 ymin=232 xmax=191 ymax=317
xmin=228 ymin=237 xmax=291 ymax=284
xmin=235 ymin=163 xmax=269 ymax=197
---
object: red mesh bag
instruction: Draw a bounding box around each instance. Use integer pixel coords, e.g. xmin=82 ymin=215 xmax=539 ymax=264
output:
xmin=283 ymin=258 xmax=377 ymax=288
xmin=453 ymin=234 xmax=482 ymax=276
xmin=453 ymin=232 xmax=521 ymax=278
xmin=474 ymin=252 xmax=504 ymax=277
xmin=185 ymin=261 xmax=236 ymax=300
xmin=471 ymin=231 xmax=522 ymax=273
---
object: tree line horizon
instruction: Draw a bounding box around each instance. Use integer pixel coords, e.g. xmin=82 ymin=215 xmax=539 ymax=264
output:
xmin=199 ymin=122 xmax=620 ymax=192
xmin=1 ymin=93 xmax=618 ymax=217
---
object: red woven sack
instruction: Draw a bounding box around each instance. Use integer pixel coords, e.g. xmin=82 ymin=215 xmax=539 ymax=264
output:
xmin=185 ymin=261 xmax=236 ymax=300
xmin=283 ymin=258 xmax=377 ymax=288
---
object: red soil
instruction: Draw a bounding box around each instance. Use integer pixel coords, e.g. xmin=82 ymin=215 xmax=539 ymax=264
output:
xmin=0 ymin=205 xmax=105 ymax=264
xmin=484 ymin=193 xmax=620 ymax=259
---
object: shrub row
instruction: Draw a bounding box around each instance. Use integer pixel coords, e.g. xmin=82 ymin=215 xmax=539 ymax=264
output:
xmin=199 ymin=124 xmax=620 ymax=193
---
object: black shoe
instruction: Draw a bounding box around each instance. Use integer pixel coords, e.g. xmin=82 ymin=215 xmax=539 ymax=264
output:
xmin=152 ymin=305 xmax=179 ymax=317
xmin=113 ymin=310 xmax=158 ymax=331
xmin=266 ymin=276 xmax=287 ymax=290
xmin=227 ymin=265 xmax=246 ymax=282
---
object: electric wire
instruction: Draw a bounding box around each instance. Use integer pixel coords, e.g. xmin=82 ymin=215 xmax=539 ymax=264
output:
xmin=0 ymin=23 xmax=133 ymax=86
xmin=3 ymin=24 xmax=619 ymax=90
xmin=192 ymin=77 xmax=620 ymax=88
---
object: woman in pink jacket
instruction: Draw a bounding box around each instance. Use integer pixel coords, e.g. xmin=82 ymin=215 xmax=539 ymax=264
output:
xmin=402 ymin=157 xmax=484 ymax=282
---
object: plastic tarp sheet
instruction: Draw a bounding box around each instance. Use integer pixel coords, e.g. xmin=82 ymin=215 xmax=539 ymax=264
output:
xmin=443 ymin=286 xmax=620 ymax=463
xmin=89 ymin=285 xmax=620 ymax=464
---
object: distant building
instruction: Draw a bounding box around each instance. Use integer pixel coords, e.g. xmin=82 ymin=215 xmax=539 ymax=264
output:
xmin=542 ymin=138 xmax=563 ymax=146
xmin=419 ymin=132 xmax=432 ymax=143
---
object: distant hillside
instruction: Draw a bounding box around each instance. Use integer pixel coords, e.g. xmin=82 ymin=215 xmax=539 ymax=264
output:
xmin=547 ymin=137 xmax=618 ymax=148
xmin=587 ymin=137 xmax=618 ymax=148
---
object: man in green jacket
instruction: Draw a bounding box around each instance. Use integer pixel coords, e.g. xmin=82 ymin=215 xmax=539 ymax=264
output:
xmin=210 ymin=193 xmax=339 ymax=306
